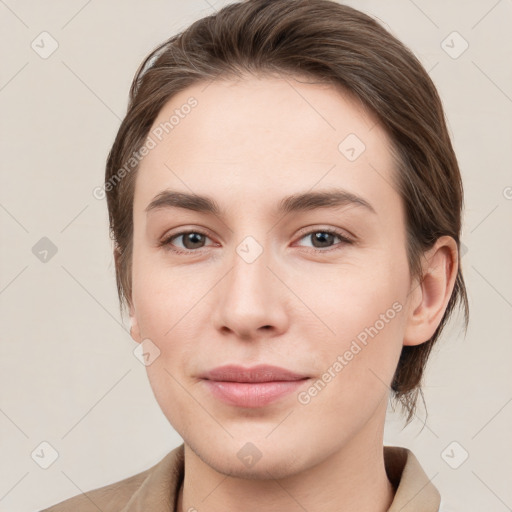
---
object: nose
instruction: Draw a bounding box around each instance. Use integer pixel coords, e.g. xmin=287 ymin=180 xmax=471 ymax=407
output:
xmin=211 ymin=243 xmax=290 ymax=341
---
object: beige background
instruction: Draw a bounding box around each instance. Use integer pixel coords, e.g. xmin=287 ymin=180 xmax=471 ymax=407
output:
xmin=1 ymin=1 xmax=511 ymax=511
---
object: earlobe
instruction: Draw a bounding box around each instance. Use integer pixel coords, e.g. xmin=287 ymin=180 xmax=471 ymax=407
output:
xmin=403 ymin=236 xmax=458 ymax=347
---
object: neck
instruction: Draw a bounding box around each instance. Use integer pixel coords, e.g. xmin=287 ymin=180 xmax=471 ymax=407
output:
xmin=176 ymin=404 xmax=395 ymax=512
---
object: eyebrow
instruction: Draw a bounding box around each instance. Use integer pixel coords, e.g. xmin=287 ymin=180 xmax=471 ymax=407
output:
xmin=145 ymin=188 xmax=376 ymax=217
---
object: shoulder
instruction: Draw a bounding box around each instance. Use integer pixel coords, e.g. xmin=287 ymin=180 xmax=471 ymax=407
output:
xmin=39 ymin=466 xmax=152 ymax=512
xmin=39 ymin=445 xmax=184 ymax=512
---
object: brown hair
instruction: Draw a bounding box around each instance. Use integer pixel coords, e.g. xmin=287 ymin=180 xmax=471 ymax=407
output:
xmin=105 ymin=0 xmax=469 ymax=424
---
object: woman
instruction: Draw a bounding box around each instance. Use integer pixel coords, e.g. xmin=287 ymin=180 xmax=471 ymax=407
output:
xmin=42 ymin=0 xmax=468 ymax=510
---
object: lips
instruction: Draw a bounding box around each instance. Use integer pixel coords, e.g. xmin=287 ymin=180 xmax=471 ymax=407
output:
xmin=199 ymin=364 xmax=310 ymax=408
xmin=199 ymin=364 xmax=309 ymax=383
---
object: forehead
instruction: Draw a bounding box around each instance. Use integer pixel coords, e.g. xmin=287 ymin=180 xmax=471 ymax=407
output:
xmin=134 ymin=75 xmax=399 ymax=217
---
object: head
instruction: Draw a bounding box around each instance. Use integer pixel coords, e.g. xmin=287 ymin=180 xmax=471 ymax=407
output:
xmin=105 ymin=0 xmax=468 ymax=475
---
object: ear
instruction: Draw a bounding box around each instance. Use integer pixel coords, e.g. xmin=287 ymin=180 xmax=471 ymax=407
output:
xmin=115 ymin=245 xmax=142 ymax=344
xmin=403 ymin=236 xmax=459 ymax=346
xmin=129 ymin=302 xmax=143 ymax=344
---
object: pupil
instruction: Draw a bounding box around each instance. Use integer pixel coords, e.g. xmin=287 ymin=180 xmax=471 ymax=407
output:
xmin=185 ymin=233 xmax=203 ymax=248
xmin=314 ymin=232 xmax=333 ymax=247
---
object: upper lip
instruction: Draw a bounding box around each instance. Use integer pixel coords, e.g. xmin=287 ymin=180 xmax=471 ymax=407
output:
xmin=200 ymin=364 xmax=309 ymax=383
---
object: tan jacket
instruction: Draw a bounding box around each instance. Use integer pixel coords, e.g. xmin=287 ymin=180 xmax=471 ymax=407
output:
xmin=40 ymin=444 xmax=441 ymax=511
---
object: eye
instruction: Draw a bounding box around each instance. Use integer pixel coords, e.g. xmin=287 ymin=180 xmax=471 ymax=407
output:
xmin=159 ymin=230 xmax=214 ymax=254
xmin=295 ymin=228 xmax=353 ymax=253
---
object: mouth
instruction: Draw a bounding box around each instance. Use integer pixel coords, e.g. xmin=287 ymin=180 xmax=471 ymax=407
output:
xmin=199 ymin=364 xmax=310 ymax=408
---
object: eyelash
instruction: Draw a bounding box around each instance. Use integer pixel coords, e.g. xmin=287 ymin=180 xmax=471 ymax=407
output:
xmin=158 ymin=228 xmax=354 ymax=256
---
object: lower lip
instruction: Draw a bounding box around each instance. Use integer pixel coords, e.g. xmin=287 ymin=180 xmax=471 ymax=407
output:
xmin=203 ymin=379 xmax=309 ymax=408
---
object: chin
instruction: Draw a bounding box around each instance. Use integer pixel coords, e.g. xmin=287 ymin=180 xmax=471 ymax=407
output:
xmin=187 ymin=434 xmax=314 ymax=480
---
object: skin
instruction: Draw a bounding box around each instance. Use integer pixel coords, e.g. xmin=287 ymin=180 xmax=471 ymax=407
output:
xmin=127 ymin=74 xmax=458 ymax=512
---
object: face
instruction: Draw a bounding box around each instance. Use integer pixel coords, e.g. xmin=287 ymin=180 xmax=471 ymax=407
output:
xmin=129 ymin=74 xmax=415 ymax=478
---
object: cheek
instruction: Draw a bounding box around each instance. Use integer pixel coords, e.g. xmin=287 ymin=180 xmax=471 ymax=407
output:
xmin=300 ymin=253 xmax=407 ymax=338
xmin=132 ymin=268 xmax=202 ymax=431
xmin=303 ymin=263 xmax=408 ymax=397
xmin=131 ymin=242 xmax=199 ymax=331
xmin=297 ymin=298 xmax=405 ymax=434
xmin=131 ymin=258 xmax=209 ymax=396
